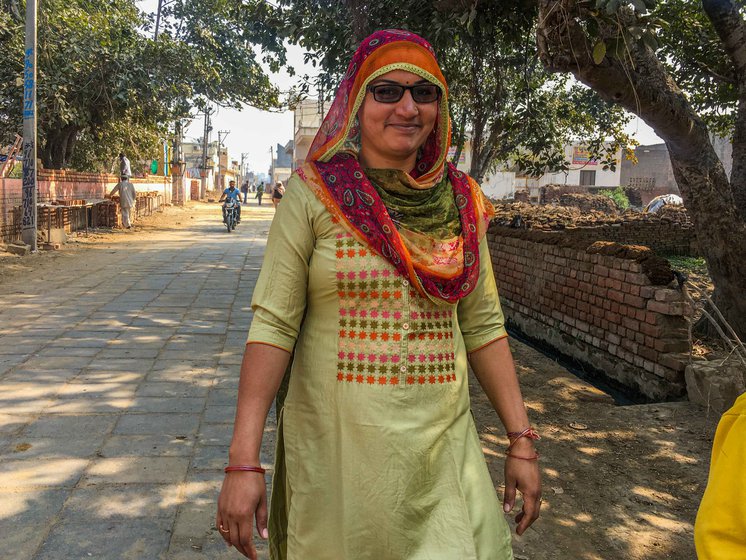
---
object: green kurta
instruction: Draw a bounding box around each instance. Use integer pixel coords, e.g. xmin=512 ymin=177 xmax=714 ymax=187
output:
xmin=248 ymin=174 xmax=513 ymax=560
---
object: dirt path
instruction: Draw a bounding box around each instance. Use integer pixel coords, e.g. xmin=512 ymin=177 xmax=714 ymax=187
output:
xmin=1 ymin=201 xmax=715 ymax=559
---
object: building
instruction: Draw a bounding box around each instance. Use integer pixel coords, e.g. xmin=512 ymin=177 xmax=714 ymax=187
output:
xmin=293 ymin=99 xmax=328 ymax=170
xmin=270 ymin=141 xmax=293 ymax=185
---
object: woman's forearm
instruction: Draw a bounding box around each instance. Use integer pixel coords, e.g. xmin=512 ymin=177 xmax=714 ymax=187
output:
xmin=228 ymin=342 xmax=292 ymax=465
xmin=468 ymin=337 xmax=531 ymax=433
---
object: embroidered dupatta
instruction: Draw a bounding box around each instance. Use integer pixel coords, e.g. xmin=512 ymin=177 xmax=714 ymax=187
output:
xmin=299 ymin=29 xmax=494 ymax=304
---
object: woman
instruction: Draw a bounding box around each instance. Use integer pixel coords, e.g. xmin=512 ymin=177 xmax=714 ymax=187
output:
xmin=217 ymin=29 xmax=541 ymax=560
xmin=271 ymin=181 xmax=285 ymax=208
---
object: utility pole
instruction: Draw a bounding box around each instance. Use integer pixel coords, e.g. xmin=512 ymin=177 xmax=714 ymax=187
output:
xmin=200 ymin=107 xmax=212 ymax=199
xmin=270 ymin=145 xmax=275 ymax=185
xmin=21 ymin=0 xmax=37 ymax=251
xmin=171 ymin=119 xmax=184 ymax=205
xmin=154 ymin=0 xmax=163 ymax=39
xmin=216 ymin=130 xmax=229 ymax=191
xmin=240 ymin=152 xmax=249 ymax=186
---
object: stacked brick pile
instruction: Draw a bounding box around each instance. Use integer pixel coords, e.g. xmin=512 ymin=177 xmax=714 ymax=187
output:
xmin=488 ymin=225 xmax=692 ymax=400
xmin=557 ymin=193 xmax=619 ymax=214
xmin=491 ymin=202 xmax=698 ymax=255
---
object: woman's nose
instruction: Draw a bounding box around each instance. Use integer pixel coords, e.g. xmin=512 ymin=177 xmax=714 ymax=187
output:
xmin=395 ymin=90 xmax=419 ymax=116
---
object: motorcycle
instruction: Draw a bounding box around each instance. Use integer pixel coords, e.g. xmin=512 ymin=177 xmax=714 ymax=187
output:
xmin=224 ymin=199 xmax=239 ymax=232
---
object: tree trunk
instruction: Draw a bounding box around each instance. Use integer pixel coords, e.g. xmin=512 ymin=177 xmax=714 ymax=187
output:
xmin=536 ymin=0 xmax=746 ymax=340
xmin=41 ymin=125 xmax=79 ymax=169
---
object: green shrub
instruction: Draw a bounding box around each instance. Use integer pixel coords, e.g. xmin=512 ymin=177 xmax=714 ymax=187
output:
xmin=599 ymin=186 xmax=630 ymax=210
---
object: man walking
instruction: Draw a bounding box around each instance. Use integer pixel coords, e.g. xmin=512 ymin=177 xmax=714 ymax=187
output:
xmin=109 ymin=174 xmax=137 ymax=229
xmin=240 ymin=181 xmax=249 ymax=203
xmin=119 ymin=153 xmax=132 ymax=177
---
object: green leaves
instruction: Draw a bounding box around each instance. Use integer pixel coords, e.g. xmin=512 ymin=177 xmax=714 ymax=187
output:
xmin=592 ymin=41 xmax=607 ymax=64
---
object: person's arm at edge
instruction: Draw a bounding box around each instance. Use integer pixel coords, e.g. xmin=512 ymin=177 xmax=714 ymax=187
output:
xmin=217 ymin=342 xmax=290 ymax=559
xmin=468 ymin=334 xmax=542 ymax=536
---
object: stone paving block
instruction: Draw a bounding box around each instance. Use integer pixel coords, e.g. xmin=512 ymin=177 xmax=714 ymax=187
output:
xmin=203 ymin=406 xmax=236 ymax=425
xmin=131 ymin=315 xmax=185 ymax=328
xmin=114 ymin=413 xmax=201 ymax=437
xmin=72 ymin=370 xmax=145 ymax=384
xmin=96 ymin=347 xmax=162 ymax=360
xmin=57 ymin=381 xmax=137 ymax=398
xmin=87 ymin=358 xmax=155 ymax=372
xmin=82 ymin=457 xmax=190 ymax=485
xmin=147 ymin=363 xmax=217 ymax=383
xmin=101 ymin=434 xmax=195 ymax=458
xmin=0 ymin=489 xmax=68 ymax=560
xmin=0 ymin=354 xmax=28 ymax=375
xmin=0 ymin=339 xmax=46 ymax=355
xmin=136 ymin=381 xmax=212 ymax=398
xmin=0 ymin=398 xmax=56 ymax=415
xmin=44 ymin=396 xmax=136 ymax=414
xmin=47 ymin=336 xmax=111 ymax=348
xmin=34 ymin=517 xmax=173 ymax=560
xmin=0 ymin=413 xmax=35 ymax=435
xmin=1 ymin=435 xmax=104 ymax=460
xmin=1 ymin=369 xmax=82 ymax=385
xmin=195 ymin=423 xmax=233 ymax=447
xmin=22 ymin=414 xmax=117 ymax=439
xmin=0 ymin=458 xmax=88 ymax=488
xmin=191 ymin=445 xmax=228 ymax=471
xmin=206 ymin=389 xmax=239 ymax=407
xmin=34 ymin=346 xmax=101 ymax=358
xmin=20 ymin=356 xmax=94 ymax=371
xmin=63 ymin=483 xmax=182 ymax=520
xmin=129 ymin=397 xmax=206 ymax=414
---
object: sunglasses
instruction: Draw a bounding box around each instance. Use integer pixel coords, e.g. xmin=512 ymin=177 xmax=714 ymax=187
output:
xmin=366 ymin=83 xmax=442 ymax=104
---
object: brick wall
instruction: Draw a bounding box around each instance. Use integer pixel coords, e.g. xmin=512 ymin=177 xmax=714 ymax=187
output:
xmin=487 ymin=224 xmax=692 ymax=400
xmin=561 ymin=222 xmax=697 ymax=256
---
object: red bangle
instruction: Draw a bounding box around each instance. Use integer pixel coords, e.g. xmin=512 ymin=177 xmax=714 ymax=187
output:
xmin=506 ymin=451 xmax=540 ymax=461
xmin=224 ymin=465 xmax=266 ymax=474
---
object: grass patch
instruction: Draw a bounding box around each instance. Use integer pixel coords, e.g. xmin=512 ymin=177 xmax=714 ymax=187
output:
xmin=664 ymin=255 xmax=707 ymax=274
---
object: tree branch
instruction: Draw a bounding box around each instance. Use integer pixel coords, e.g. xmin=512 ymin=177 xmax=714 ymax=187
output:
xmin=702 ymin=0 xmax=746 ymax=82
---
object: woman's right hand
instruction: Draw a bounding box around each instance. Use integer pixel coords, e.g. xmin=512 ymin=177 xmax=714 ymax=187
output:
xmin=216 ymin=472 xmax=269 ymax=559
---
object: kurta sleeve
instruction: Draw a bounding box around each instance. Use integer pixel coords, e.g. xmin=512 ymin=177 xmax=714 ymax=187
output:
xmin=247 ymin=175 xmax=315 ymax=352
xmin=456 ymin=236 xmax=508 ymax=353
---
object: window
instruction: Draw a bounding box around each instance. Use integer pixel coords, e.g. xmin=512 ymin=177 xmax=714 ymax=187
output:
xmin=580 ymin=170 xmax=596 ymax=186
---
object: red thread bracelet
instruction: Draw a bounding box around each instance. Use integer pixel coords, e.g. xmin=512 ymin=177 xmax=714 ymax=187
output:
xmin=224 ymin=465 xmax=266 ymax=474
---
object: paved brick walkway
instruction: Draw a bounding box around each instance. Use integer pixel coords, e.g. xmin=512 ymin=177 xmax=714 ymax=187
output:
xmin=0 ymin=200 xmax=275 ymax=559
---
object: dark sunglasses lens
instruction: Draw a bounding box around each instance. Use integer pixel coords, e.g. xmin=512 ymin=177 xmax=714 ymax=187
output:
xmin=373 ymin=85 xmax=404 ymax=103
xmin=412 ymin=85 xmax=440 ymax=103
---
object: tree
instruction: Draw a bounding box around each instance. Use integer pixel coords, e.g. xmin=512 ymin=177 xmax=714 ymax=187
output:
xmin=275 ymin=0 xmax=632 ymax=182
xmin=535 ymin=0 xmax=746 ymax=338
xmin=0 ymin=0 xmax=284 ymax=170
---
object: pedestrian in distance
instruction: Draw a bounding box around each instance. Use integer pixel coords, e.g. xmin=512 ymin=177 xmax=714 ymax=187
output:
xmin=271 ymin=181 xmax=285 ymax=208
xmin=255 ymin=182 xmax=264 ymax=206
xmin=119 ymin=152 xmax=131 ymax=177
xmin=216 ymin=29 xmax=541 ymax=560
xmin=219 ymin=180 xmax=242 ymax=224
xmin=108 ymin=174 xmax=136 ymax=229
xmin=241 ymin=181 xmax=250 ymax=203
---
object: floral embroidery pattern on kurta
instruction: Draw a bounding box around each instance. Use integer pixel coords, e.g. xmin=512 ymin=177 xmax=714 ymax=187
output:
xmin=335 ymin=232 xmax=456 ymax=386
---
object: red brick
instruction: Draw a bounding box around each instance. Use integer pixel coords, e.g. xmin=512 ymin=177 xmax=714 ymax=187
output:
xmin=623 ymin=294 xmax=646 ymax=308
xmin=625 ymin=272 xmax=649 ymax=285
xmin=647 ymin=300 xmax=691 ymax=316
xmin=654 ymin=289 xmax=683 ymax=303
xmin=608 ymin=290 xmax=625 ymax=304
xmin=658 ymin=353 xmax=688 ymax=372
xmin=640 ymin=286 xmax=656 ymax=299
xmin=654 ymin=339 xmax=690 ymax=353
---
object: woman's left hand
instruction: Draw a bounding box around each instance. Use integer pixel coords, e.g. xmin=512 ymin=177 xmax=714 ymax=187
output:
xmin=502 ymin=439 xmax=542 ymax=535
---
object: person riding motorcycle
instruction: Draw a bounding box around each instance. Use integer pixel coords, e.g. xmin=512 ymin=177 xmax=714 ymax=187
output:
xmin=219 ymin=180 xmax=242 ymax=224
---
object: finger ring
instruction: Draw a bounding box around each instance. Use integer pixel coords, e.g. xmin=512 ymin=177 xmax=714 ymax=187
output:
xmin=219 ymin=524 xmax=230 ymax=533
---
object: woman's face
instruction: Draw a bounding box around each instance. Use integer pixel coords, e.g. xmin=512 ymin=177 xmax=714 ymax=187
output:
xmin=357 ymin=70 xmax=439 ymax=171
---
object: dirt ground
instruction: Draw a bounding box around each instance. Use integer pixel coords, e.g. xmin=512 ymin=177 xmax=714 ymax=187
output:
xmin=1 ymin=202 xmax=717 ymax=560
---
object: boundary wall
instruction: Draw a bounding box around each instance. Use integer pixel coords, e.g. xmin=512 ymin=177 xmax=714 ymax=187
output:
xmin=487 ymin=224 xmax=692 ymax=400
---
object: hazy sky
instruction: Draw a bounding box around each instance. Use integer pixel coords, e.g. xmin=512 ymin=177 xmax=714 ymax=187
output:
xmin=137 ymin=1 xmax=662 ymax=175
